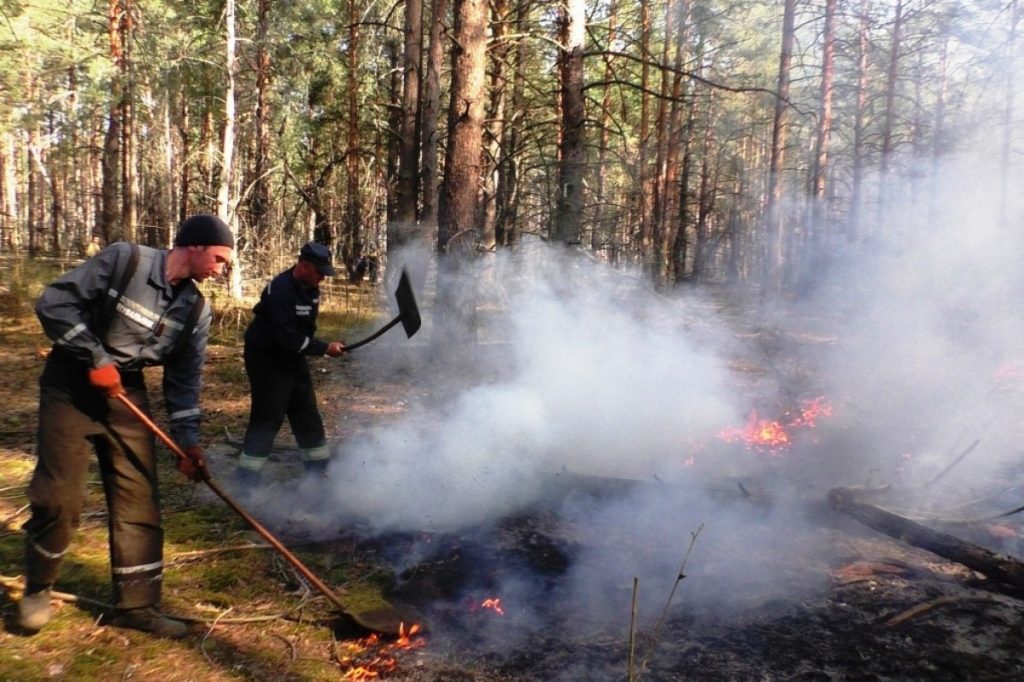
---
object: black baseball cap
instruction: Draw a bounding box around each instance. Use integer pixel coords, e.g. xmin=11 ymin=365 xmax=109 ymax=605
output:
xmin=174 ymin=214 xmax=235 ymax=248
xmin=299 ymin=242 xmax=337 ymax=276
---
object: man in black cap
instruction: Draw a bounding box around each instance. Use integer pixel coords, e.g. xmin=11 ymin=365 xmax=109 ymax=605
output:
xmin=235 ymin=242 xmax=345 ymax=490
xmin=19 ymin=214 xmax=234 ymax=638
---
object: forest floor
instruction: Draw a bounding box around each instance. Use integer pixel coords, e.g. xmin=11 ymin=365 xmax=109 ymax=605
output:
xmin=2 ymin=258 xmax=1024 ymax=680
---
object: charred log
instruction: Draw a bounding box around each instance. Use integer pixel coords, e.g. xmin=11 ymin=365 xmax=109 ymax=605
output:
xmin=829 ymin=486 xmax=1024 ymax=591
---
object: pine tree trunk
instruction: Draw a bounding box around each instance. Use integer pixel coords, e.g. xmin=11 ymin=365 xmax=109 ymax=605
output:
xmin=395 ymin=0 xmax=423 ymax=236
xmin=553 ymin=0 xmax=585 ymax=246
xmin=420 ymin=0 xmax=448 ymax=242
xmin=763 ymin=0 xmax=796 ymax=295
xmin=438 ymin=0 xmax=487 ymax=251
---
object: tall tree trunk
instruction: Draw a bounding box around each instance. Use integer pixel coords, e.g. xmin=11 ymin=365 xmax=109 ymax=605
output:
xmin=438 ymin=0 xmax=487 ymax=252
xmin=927 ymin=34 xmax=948 ymax=229
xmin=0 ymin=131 xmax=17 ymax=253
xmin=877 ymin=0 xmax=903 ymax=227
xmin=344 ymin=0 xmax=363 ymax=266
xmin=593 ymin=0 xmax=618 ymax=256
xmin=763 ymin=0 xmax=796 ymax=295
xmin=436 ymin=0 xmax=487 ymax=349
xmin=395 ymin=0 xmax=423 ymax=240
xmin=802 ymin=0 xmax=835 ymax=293
xmin=420 ymin=0 xmax=448 ymax=245
xmin=121 ymin=0 xmax=138 ymax=243
xmin=218 ymin=0 xmax=242 ymax=299
xmin=481 ymin=0 xmax=510 ymax=249
xmin=495 ymin=0 xmax=529 ymax=249
xmin=553 ymin=0 xmax=585 ymax=246
xmin=385 ymin=38 xmax=402 ymax=230
xmin=636 ymin=0 xmax=652 ymax=265
xmin=650 ymin=0 xmax=674 ymax=282
xmin=162 ymin=95 xmax=175 ymax=247
xmin=849 ymin=6 xmax=869 ymax=244
xmin=252 ymin=0 xmax=271 ymax=243
xmin=179 ymin=95 xmax=190 ymax=222
xmin=1000 ymin=0 xmax=1020 ymax=231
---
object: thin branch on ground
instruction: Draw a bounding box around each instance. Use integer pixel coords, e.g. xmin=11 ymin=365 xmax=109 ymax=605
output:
xmin=636 ymin=523 xmax=705 ymax=681
xmin=168 ymin=543 xmax=273 ymax=563
xmin=0 ymin=574 xmax=113 ymax=611
xmin=885 ymin=593 xmax=1013 ymax=628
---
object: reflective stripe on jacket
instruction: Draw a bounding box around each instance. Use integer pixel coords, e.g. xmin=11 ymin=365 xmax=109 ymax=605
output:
xmin=243 ymin=267 xmax=329 ymax=356
xmin=35 ymin=242 xmax=210 ymax=447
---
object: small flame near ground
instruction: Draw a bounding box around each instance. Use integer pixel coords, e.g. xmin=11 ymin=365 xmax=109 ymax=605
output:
xmin=339 ymin=622 xmax=425 ymax=679
xmin=718 ymin=397 xmax=834 ymax=454
xmin=467 ymin=596 xmax=506 ymax=617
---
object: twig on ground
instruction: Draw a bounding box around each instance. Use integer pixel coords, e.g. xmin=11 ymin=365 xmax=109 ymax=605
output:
xmin=1 ymin=503 xmax=30 ymax=532
xmin=0 ymin=574 xmax=112 ymax=611
xmin=885 ymin=593 xmax=1012 ymax=628
xmin=627 ymin=576 xmax=639 ymax=682
xmin=273 ymin=632 xmax=299 ymax=661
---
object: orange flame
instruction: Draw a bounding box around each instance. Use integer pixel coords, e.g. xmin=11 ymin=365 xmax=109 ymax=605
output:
xmin=481 ymin=598 xmax=505 ymax=615
xmin=339 ymin=622 xmax=425 ymax=678
xmin=717 ymin=398 xmax=834 ymax=453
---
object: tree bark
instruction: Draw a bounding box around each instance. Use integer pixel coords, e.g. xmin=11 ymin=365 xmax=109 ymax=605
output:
xmin=218 ymin=0 xmax=242 ymax=299
xmin=438 ymin=0 xmax=487 ymax=252
xmin=877 ymin=0 xmax=903 ymax=227
xmin=252 ymin=0 xmax=271 ymax=243
xmin=849 ymin=5 xmax=869 ymax=244
xmin=763 ymin=0 xmax=796 ymax=295
xmin=553 ymin=0 xmax=585 ymax=246
xmin=420 ymin=0 xmax=448 ymax=243
xmin=801 ymin=0 xmax=835 ymax=293
xmin=395 ymin=0 xmax=424 ymax=235
xmin=495 ymin=0 xmax=529 ymax=249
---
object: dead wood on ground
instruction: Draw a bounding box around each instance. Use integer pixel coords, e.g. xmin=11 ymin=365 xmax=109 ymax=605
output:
xmin=828 ymin=487 xmax=1024 ymax=592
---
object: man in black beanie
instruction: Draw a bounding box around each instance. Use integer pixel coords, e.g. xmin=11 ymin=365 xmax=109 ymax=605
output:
xmin=18 ymin=214 xmax=233 ymax=638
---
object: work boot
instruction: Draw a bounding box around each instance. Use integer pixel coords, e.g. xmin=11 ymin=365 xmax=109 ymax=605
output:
xmin=302 ymin=459 xmax=329 ymax=479
xmin=232 ymin=467 xmax=262 ymax=495
xmin=17 ymin=588 xmax=52 ymax=632
xmin=110 ymin=606 xmax=188 ymax=639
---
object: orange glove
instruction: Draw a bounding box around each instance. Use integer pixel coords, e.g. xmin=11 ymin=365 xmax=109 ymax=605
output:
xmin=178 ymin=446 xmax=210 ymax=482
xmin=89 ymin=363 xmax=124 ymax=397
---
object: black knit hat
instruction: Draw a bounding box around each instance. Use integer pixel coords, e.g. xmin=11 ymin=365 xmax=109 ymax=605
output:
xmin=174 ymin=214 xmax=235 ymax=248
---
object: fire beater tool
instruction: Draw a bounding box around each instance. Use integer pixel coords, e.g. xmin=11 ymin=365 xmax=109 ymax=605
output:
xmin=342 ymin=268 xmax=421 ymax=351
xmin=114 ymin=392 xmax=421 ymax=636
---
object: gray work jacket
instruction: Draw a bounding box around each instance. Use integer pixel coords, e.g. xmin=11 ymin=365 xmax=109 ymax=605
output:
xmin=35 ymin=243 xmax=210 ymax=447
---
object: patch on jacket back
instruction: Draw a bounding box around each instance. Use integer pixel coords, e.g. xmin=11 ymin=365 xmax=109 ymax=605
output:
xmin=295 ymin=304 xmax=312 ymax=317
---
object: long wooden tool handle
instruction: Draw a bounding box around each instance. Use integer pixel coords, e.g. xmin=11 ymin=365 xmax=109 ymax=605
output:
xmin=113 ymin=393 xmax=352 ymax=614
xmin=342 ymin=315 xmax=400 ymax=352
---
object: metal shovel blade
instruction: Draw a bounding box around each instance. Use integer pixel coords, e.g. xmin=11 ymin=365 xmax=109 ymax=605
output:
xmin=344 ymin=268 xmax=421 ymax=351
xmin=394 ymin=269 xmax=421 ymax=338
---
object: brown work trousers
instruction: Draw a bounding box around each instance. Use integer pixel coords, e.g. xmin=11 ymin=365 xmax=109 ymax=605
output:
xmin=23 ymin=358 xmax=163 ymax=609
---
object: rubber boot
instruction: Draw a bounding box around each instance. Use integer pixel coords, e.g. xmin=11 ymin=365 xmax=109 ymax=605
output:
xmin=17 ymin=588 xmax=52 ymax=632
xmin=110 ymin=606 xmax=188 ymax=639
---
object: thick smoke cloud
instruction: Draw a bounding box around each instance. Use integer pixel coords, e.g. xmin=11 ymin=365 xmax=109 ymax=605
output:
xmin=326 ymin=242 xmax=745 ymax=532
xmin=308 ymin=131 xmax=1024 ymax=637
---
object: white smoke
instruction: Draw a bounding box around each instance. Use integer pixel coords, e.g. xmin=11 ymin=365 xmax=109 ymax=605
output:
xmin=326 ymin=241 xmax=746 ymax=532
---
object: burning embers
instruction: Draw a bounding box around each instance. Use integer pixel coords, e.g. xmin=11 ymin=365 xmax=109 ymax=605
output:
xmin=717 ymin=397 xmax=833 ymax=453
xmin=475 ymin=597 xmax=506 ymax=616
xmin=339 ymin=622 xmax=425 ymax=679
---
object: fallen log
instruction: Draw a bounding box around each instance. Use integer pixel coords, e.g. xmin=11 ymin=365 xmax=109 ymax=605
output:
xmin=828 ymin=487 xmax=1024 ymax=591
